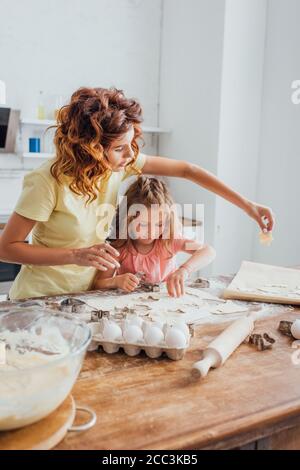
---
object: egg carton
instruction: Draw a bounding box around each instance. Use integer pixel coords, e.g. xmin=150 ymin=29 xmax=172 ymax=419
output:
xmin=88 ymin=318 xmax=192 ymax=361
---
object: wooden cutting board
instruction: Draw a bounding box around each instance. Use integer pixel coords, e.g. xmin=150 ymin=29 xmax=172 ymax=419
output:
xmin=0 ymin=395 xmax=75 ymax=450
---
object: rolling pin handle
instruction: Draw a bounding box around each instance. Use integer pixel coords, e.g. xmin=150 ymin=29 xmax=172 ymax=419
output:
xmin=192 ymin=355 xmax=215 ymax=378
xmin=192 ymin=349 xmax=221 ymax=378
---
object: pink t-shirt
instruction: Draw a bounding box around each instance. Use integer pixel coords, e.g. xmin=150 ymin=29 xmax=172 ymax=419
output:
xmin=117 ymin=238 xmax=189 ymax=283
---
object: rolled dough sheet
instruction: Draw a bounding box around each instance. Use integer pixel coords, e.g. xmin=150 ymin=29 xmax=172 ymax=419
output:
xmin=223 ymin=261 xmax=300 ymax=305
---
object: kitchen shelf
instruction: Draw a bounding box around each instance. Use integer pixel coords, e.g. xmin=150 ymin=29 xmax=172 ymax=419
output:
xmin=20 ymin=119 xmax=171 ymax=134
xmin=22 ymin=152 xmax=54 ymax=159
xmin=21 ymin=119 xmax=56 ymax=126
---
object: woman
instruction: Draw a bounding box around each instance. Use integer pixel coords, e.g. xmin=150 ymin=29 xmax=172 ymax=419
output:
xmin=0 ymin=87 xmax=274 ymax=299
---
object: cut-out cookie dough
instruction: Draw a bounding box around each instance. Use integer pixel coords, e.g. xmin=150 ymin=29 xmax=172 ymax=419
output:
xmin=259 ymin=231 xmax=273 ymax=246
xmin=80 ymin=284 xmax=228 ymax=326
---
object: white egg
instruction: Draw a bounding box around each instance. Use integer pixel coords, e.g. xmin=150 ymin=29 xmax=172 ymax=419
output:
xmin=152 ymin=321 xmax=164 ymax=330
xmin=102 ymin=321 xmax=122 ymax=341
xmin=291 ymin=319 xmax=300 ymax=339
xmin=121 ymin=319 xmax=130 ymax=333
xmin=128 ymin=316 xmax=144 ymax=328
xmin=165 ymin=328 xmax=187 ymax=348
xmin=123 ymin=325 xmax=144 ymax=344
xmin=172 ymin=322 xmax=190 ymax=339
xmin=144 ymin=326 xmax=164 ymax=346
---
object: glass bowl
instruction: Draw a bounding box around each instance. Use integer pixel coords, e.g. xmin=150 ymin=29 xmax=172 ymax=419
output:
xmin=0 ymin=308 xmax=91 ymax=431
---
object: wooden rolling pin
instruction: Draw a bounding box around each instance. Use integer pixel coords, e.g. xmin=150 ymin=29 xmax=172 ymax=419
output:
xmin=192 ymin=315 xmax=255 ymax=378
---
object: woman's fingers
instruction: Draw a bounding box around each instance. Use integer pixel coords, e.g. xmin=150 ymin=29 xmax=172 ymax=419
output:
xmin=266 ymin=210 xmax=275 ymax=231
xmin=253 ymin=205 xmax=275 ymax=232
xmin=89 ymin=248 xmax=119 ymax=268
xmin=89 ymin=252 xmax=117 ymax=269
xmin=88 ymin=255 xmax=114 ymax=271
xmin=100 ymin=251 xmax=120 ymax=268
xmin=94 ymin=243 xmax=120 ymax=258
xmin=89 ymin=260 xmax=108 ymax=271
xmin=96 ymin=257 xmax=116 ymax=269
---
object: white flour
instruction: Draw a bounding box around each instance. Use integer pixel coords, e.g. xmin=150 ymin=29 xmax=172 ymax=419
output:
xmin=0 ymin=326 xmax=79 ymax=431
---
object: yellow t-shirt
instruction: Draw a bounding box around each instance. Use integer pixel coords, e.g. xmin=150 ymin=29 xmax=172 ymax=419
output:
xmin=9 ymin=154 xmax=146 ymax=300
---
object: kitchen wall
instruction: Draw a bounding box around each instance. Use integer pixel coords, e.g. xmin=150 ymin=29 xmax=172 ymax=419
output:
xmin=213 ymin=0 xmax=267 ymax=275
xmin=253 ymin=0 xmax=300 ymax=267
xmin=0 ymin=0 xmax=163 ymax=212
xmin=157 ymin=0 xmax=266 ymax=275
xmin=159 ymin=0 xmax=300 ymax=274
xmin=158 ymin=0 xmax=226 ymax=255
xmin=1 ymin=0 xmax=300 ymax=274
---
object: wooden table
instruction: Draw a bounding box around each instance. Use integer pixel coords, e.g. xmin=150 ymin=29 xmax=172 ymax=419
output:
xmin=2 ymin=276 xmax=300 ymax=450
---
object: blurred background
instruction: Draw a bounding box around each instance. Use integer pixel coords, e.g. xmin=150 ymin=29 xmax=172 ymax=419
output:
xmin=0 ymin=0 xmax=299 ymax=284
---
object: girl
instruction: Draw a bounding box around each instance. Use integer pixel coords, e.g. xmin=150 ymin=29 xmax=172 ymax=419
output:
xmin=0 ymin=87 xmax=274 ymax=300
xmin=93 ymin=177 xmax=216 ymax=297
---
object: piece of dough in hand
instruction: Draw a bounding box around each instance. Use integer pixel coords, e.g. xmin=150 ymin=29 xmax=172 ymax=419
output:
xmin=259 ymin=231 xmax=273 ymax=246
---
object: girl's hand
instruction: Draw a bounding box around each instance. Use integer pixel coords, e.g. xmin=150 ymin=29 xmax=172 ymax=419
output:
xmin=72 ymin=243 xmax=120 ymax=271
xmin=246 ymin=202 xmax=275 ymax=232
xmin=167 ymin=267 xmax=189 ymax=298
xmin=115 ymin=273 xmax=140 ymax=292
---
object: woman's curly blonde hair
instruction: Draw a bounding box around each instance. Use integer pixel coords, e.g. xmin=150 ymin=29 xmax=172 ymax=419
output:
xmin=51 ymin=87 xmax=143 ymax=203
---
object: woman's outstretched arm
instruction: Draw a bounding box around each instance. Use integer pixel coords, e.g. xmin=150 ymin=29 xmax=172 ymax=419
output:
xmin=141 ymin=155 xmax=274 ymax=232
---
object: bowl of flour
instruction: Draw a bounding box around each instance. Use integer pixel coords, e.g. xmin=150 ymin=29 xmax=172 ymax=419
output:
xmin=0 ymin=308 xmax=91 ymax=431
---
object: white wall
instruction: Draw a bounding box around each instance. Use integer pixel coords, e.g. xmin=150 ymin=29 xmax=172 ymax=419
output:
xmin=213 ymin=0 xmax=268 ymax=274
xmin=2 ymin=0 xmax=300 ymax=273
xmin=158 ymin=0 xmax=226 ymax=250
xmin=0 ymin=0 xmax=163 ymax=211
xmin=158 ymin=0 xmax=270 ymax=276
xmin=0 ymin=0 xmax=162 ymax=124
xmin=253 ymin=0 xmax=300 ymax=266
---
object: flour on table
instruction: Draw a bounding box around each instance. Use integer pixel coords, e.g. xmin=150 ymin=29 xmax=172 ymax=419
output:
xmin=82 ymin=285 xmax=253 ymax=325
xmin=209 ymin=300 xmax=249 ymax=315
xmin=85 ymin=286 xmax=223 ymax=314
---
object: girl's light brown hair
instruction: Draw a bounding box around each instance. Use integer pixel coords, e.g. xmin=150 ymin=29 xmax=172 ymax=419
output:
xmin=51 ymin=87 xmax=143 ymax=203
xmin=110 ymin=177 xmax=178 ymax=254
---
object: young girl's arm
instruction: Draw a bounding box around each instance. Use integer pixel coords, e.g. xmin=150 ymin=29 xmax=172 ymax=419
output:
xmin=92 ymin=267 xmax=140 ymax=292
xmin=141 ymin=155 xmax=274 ymax=233
xmin=167 ymin=241 xmax=216 ymax=298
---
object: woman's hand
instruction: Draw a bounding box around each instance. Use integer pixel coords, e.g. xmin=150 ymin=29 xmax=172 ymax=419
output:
xmin=166 ymin=267 xmax=189 ymax=298
xmin=115 ymin=273 xmax=140 ymax=292
xmin=245 ymin=202 xmax=275 ymax=232
xmin=72 ymin=242 xmax=120 ymax=271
